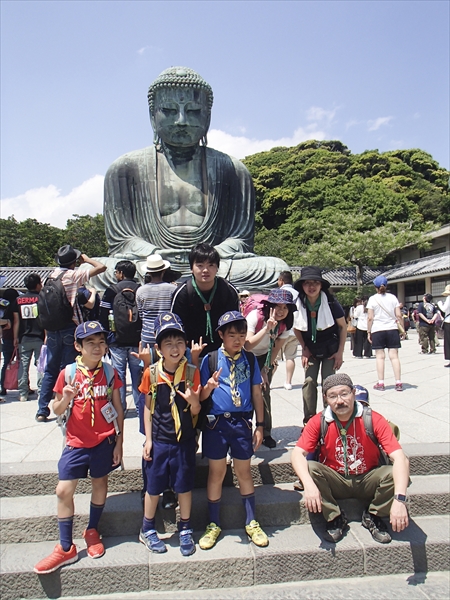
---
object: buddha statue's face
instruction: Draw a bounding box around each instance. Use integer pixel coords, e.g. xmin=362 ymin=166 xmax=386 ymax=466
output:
xmin=151 ymin=87 xmax=211 ymax=148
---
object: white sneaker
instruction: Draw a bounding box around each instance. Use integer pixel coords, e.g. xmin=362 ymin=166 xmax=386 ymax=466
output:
xmin=284 ymin=383 xmax=292 ymax=390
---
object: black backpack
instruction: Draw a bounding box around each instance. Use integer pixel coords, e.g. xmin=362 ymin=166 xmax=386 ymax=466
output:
xmin=112 ymin=284 xmax=142 ymax=345
xmin=38 ymin=273 xmax=73 ymax=331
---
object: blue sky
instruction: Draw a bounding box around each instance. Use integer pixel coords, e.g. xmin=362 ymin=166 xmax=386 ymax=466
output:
xmin=1 ymin=0 xmax=448 ymax=228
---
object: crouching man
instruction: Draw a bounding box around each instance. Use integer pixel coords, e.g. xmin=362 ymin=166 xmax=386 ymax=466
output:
xmin=291 ymin=373 xmax=409 ymax=544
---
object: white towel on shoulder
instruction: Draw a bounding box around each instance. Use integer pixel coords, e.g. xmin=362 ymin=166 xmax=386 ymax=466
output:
xmin=294 ymin=291 xmax=335 ymax=332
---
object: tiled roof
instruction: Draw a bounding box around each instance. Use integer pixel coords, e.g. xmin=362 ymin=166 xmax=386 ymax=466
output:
xmin=381 ymin=251 xmax=450 ymax=281
xmin=291 ymin=266 xmax=384 ymax=287
xmin=0 ymin=267 xmax=54 ymax=290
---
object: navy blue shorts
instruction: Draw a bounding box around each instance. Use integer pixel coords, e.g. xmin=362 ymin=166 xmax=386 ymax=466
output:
xmin=202 ymin=413 xmax=253 ymax=461
xmin=371 ymin=329 xmax=401 ymax=350
xmin=144 ymin=437 xmax=196 ymax=496
xmin=58 ymin=435 xmax=118 ymax=480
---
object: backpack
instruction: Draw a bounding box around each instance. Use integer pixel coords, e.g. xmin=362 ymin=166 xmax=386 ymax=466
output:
xmin=111 ymin=284 xmax=142 ymax=345
xmin=197 ymin=348 xmax=257 ymax=430
xmin=57 ymin=361 xmax=116 ymax=443
xmin=313 ymin=405 xmax=400 ymax=466
xmin=424 ymin=302 xmax=435 ymax=320
xmin=241 ymin=294 xmax=286 ymax=335
xmin=38 ymin=273 xmax=73 ymax=331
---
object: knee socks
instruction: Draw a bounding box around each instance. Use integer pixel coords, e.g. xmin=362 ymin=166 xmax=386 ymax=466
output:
xmin=241 ymin=493 xmax=256 ymax=525
xmin=208 ymin=498 xmax=221 ymax=526
xmin=58 ymin=516 xmax=74 ymax=552
xmin=87 ymin=502 xmax=105 ymax=531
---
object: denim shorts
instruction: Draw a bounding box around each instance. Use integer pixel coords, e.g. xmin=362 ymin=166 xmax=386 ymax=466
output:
xmin=202 ymin=412 xmax=253 ymax=461
xmin=58 ymin=435 xmax=118 ymax=480
xmin=144 ymin=437 xmax=196 ymax=496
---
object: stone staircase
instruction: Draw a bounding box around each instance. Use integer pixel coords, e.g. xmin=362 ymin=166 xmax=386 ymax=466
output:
xmin=1 ymin=443 xmax=449 ymax=600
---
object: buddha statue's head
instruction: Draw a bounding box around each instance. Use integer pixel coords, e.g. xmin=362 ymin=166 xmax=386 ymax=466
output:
xmin=148 ymin=67 xmax=214 ymax=148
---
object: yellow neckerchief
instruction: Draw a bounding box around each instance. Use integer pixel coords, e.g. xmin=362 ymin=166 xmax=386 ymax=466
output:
xmin=75 ymin=355 xmax=102 ymax=427
xmin=151 ymin=356 xmax=187 ymax=442
xmin=221 ymin=346 xmax=242 ymax=407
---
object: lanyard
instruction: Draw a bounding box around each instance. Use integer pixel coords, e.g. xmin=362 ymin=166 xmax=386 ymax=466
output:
xmin=222 ymin=347 xmax=242 ymax=407
xmin=332 ymin=404 xmax=358 ymax=476
xmin=191 ymin=276 xmax=217 ymax=343
xmin=75 ymin=356 xmax=102 ymax=427
xmin=306 ymin=296 xmax=321 ymax=343
xmin=264 ymin=323 xmax=279 ymax=371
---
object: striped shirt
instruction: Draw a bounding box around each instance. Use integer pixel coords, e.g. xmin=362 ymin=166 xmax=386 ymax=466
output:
xmin=136 ymin=282 xmax=177 ymax=345
xmin=51 ymin=267 xmax=90 ymax=326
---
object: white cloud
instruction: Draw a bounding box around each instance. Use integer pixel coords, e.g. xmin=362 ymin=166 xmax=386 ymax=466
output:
xmin=306 ymin=106 xmax=338 ymax=124
xmin=1 ymin=175 xmax=104 ymax=230
xmin=208 ymin=125 xmax=327 ymax=159
xmin=367 ymin=116 xmax=394 ymax=132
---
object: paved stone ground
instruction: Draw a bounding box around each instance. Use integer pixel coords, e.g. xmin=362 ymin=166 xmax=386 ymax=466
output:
xmin=0 ymin=327 xmax=448 ymax=467
xmin=63 ymin=571 xmax=450 ymax=600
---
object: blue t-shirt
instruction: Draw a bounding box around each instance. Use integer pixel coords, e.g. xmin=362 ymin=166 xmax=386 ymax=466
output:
xmin=200 ymin=348 xmax=262 ymax=414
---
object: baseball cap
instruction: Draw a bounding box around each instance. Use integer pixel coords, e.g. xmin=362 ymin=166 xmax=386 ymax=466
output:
xmin=75 ymin=321 xmax=106 ymax=339
xmin=354 ymin=384 xmax=369 ymax=405
xmin=216 ymin=310 xmax=246 ymax=331
xmin=373 ymin=275 xmax=388 ymax=288
xmin=154 ymin=312 xmax=185 ymax=344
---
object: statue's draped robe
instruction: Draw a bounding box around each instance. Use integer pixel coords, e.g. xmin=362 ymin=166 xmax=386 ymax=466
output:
xmin=92 ymin=145 xmax=287 ymax=289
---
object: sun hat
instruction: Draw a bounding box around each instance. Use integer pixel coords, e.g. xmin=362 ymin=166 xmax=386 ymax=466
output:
xmin=238 ymin=290 xmax=250 ymax=298
xmin=373 ymin=275 xmax=388 ymax=288
xmin=146 ymin=254 xmax=171 ymax=272
xmin=56 ymin=244 xmax=81 ymax=267
xmin=75 ymin=321 xmax=106 ymax=340
xmin=294 ymin=266 xmax=330 ymax=291
xmin=154 ymin=312 xmax=185 ymax=344
xmin=442 ymin=285 xmax=450 ymax=297
xmin=216 ymin=310 xmax=246 ymax=331
xmin=262 ymin=288 xmax=297 ymax=308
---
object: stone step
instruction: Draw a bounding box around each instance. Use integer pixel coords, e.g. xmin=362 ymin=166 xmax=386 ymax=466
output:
xmin=1 ymin=442 xmax=448 ymax=498
xmin=1 ymin=515 xmax=448 ymax=600
xmin=1 ymin=474 xmax=448 ymax=544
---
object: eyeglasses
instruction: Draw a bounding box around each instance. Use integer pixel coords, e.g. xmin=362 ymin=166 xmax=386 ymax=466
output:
xmin=326 ymin=391 xmax=352 ymax=401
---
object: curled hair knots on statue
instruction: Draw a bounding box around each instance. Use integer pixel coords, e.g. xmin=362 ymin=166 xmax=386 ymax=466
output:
xmin=147 ymin=66 xmax=214 ymax=114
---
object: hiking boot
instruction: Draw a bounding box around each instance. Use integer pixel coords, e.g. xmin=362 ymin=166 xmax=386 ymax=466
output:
xmin=83 ymin=528 xmax=105 ymax=558
xmin=33 ymin=544 xmax=78 ymax=574
xmin=362 ymin=510 xmax=392 ymax=544
xmin=245 ymin=520 xmax=269 ymax=547
xmin=179 ymin=528 xmax=196 ymax=556
xmin=373 ymin=383 xmax=385 ymax=391
xmin=139 ymin=529 xmax=167 ymax=553
xmin=262 ymin=436 xmax=276 ymax=449
xmin=324 ymin=512 xmax=348 ymax=543
xmin=395 ymin=383 xmax=403 ymax=392
xmin=199 ymin=522 xmax=222 ymax=550
xmin=162 ymin=488 xmax=178 ymax=510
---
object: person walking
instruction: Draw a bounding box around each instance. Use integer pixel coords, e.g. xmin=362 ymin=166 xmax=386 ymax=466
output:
xmin=367 ymin=276 xmax=403 ymax=392
xmin=353 ymin=296 xmax=372 ymax=359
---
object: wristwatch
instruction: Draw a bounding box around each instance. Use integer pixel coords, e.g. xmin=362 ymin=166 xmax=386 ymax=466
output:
xmin=255 ymin=421 xmax=265 ymax=427
xmin=394 ymin=494 xmax=408 ymax=503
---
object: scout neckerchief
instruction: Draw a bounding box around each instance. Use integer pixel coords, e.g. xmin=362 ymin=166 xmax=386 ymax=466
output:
xmin=75 ymin=355 xmax=102 ymax=427
xmin=156 ymin=356 xmax=188 ymax=442
xmin=221 ymin=346 xmax=242 ymax=407
xmin=332 ymin=403 xmax=358 ymax=476
xmin=306 ymin=295 xmax=322 ymax=343
xmin=191 ymin=276 xmax=217 ymax=343
xmin=264 ymin=322 xmax=280 ymax=372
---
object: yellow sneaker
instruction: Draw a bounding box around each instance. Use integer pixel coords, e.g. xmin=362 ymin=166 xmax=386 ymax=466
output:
xmin=245 ymin=520 xmax=269 ymax=547
xmin=199 ymin=523 xmax=221 ymax=550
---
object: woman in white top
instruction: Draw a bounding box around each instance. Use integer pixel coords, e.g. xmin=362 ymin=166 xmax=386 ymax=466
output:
xmin=353 ymin=295 xmax=372 ymax=358
xmin=367 ymin=276 xmax=404 ymax=392
xmin=437 ymin=285 xmax=450 ymax=367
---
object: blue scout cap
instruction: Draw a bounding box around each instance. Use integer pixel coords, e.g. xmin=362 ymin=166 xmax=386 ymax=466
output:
xmin=154 ymin=312 xmax=185 ymax=344
xmin=354 ymin=384 xmax=369 ymax=405
xmin=75 ymin=321 xmax=106 ymax=339
xmin=373 ymin=275 xmax=388 ymax=287
xmin=216 ymin=310 xmax=246 ymax=331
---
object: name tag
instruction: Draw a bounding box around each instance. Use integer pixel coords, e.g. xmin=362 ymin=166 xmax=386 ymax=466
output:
xmin=348 ymin=459 xmax=362 ymax=471
xmin=20 ymin=303 xmax=39 ymax=319
xmin=101 ymin=403 xmax=118 ymax=424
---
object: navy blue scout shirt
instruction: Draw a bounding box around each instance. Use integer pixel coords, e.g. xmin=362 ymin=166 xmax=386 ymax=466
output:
xmin=200 ymin=349 xmax=262 ymax=414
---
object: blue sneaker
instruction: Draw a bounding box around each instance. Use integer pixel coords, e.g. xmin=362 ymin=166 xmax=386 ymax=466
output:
xmin=179 ymin=528 xmax=196 ymax=556
xmin=139 ymin=529 xmax=167 ymax=553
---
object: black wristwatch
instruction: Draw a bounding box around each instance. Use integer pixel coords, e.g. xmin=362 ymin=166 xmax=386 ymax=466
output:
xmin=394 ymin=494 xmax=408 ymax=503
xmin=255 ymin=421 xmax=265 ymax=428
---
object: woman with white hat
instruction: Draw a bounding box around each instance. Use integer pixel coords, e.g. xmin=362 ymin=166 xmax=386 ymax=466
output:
xmin=438 ymin=285 xmax=450 ymax=367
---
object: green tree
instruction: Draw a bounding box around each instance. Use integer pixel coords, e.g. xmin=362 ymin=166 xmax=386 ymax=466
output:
xmin=0 ymin=216 xmax=63 ymax=266
xmin=65 ymin=214 xmax=108 ymax=258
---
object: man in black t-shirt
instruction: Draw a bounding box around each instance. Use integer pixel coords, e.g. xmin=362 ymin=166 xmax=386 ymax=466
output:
xmin=171 ymin=244 xmax=239 ymax=357
xmin=13 ymin=274 xmax=45 ymax=402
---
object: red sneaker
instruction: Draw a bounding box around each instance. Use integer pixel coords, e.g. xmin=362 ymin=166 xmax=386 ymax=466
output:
xmin=373 ymin=383 xmax=385 ymax=391
xmin=34 ymin=544 xmax=78 ymax=574
xmin=395 ymin=383 xmax=403 ymax=392
xmin=83 ymin=528 xmax=105 ymax=558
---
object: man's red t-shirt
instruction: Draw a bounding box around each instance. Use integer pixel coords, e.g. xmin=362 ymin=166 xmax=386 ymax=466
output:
xmin=296 ymin=408 xmax=401 ymax=475
xmin=54 ymin=365 xmax=122 ymax=448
